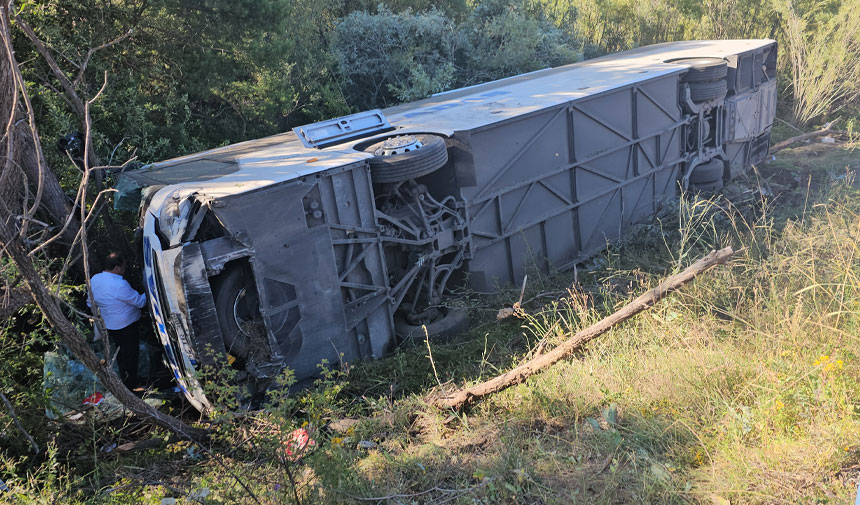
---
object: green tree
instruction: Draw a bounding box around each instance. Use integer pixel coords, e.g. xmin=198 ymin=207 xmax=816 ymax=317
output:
xmin=459 ymin=0 xmax=579 ymax=84
xmin=333 ymin=1 xmax=580 ymax=110
xmin=334 ymin=7 xmax=459 ymax=109
xmin=16 ymin=0 xmax=348 ymax=175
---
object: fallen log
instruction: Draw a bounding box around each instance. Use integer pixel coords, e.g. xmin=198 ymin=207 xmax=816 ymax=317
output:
xmin=432 ymin=247 xmax=734 ymax=410
xmin=769 ymin=121 xmax=847 ymax=154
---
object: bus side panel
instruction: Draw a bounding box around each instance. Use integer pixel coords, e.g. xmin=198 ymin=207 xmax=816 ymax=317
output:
xmin=459 ymin=73 xmax=684 ymax=291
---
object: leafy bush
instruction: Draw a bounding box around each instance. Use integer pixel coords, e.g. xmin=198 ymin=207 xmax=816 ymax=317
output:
xmin=333 ymin=1 xmax=579 ymax=110
xmin=334 ymin=7 xmax=459 ymax=109
xmin=459 ymin=0 xmax=579 ymax=84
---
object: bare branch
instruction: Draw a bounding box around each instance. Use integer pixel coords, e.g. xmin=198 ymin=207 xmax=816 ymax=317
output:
xmin=0 ymin=214 xmax=206 ymax=440
xmin=80 ymin=71 xmax=111 ymax=357
xmin=27 ymin=173 xmax=86 ymax=255
xmin=14 ymin=10 xmax=103 ymax=175
xmin=769 ymin=120 xmax=842 ymax=154
xmin=74 ymin=29 xmax=134 ymax=87
xmin=432 ymin=247 xmax=735 ymax=410
xmin=2 ymin=8 xmax=44 ymax=240
xmin=0 ymin=5 xmax=204 ymax=440
xmin=0 ymin=391 xmax=38 ymax=454
xmin=13 ymin=13 xmax=86 ymax=118
xmin=1 ymin=11 xmax=17 ymax=182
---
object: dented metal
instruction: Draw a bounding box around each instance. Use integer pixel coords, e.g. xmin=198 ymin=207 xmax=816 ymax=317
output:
xmin=122 ymin=40 xmax=778 ymax=411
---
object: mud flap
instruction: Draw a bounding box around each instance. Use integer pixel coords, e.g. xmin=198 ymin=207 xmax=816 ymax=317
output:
xmin=180 ymin=242 xmax=227 ymax=366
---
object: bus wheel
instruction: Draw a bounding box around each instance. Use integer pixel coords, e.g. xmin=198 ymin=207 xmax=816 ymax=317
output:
xmin=363 ymin=134 xmax=448 ymax=183
xmin=394 ymin=308 xmax=468 ymax=343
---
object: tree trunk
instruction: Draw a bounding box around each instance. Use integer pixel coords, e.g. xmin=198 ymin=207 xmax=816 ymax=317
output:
xmin=0 ymin=215 xmax=206 ymax=440
xmin=1 ymin=1 xmax=204 ymax=440
xmin=1 ymin=1 xmax=79 ymax=247
xmin=0 ymin=285 xmax=32 ymax=321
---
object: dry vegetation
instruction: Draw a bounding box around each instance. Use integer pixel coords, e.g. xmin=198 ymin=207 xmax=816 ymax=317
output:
xmin=4 ymin=138 xmax=857 ymax=505
xmin=3 ymin=0 xmax=860 ymax=500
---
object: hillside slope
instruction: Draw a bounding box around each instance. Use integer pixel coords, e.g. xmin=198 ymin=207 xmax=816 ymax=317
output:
xmin=9 ymin=140 xmax=860 ymax=505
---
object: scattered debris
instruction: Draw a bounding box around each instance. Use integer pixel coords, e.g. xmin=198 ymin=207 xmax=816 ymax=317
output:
xmin=357 ymin=440 xmax=377 ymax=450
xmin=44 ymin=351 xmax=162 ymax=423
xmin=82 ymin=392 xmax=104 ymax=407
xmin=328 ymin=418 xmax=360 ymax=433
xmin=497 ymin=275 xmax=528 ymax=320
xmin=188 ymin=487 xmax=211 ymax=501
xmin=283 ymin=428 xmax=316 ymax=461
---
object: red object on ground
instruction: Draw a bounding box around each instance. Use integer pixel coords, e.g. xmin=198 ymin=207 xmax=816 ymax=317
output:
xmin=83 ymin=392 xmax=104 ymax=406
xmin=283 ymin=428 xmax=316 ymax=462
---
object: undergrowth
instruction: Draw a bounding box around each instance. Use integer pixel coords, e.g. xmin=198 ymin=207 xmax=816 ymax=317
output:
xmin=2 ymin=143 xmax=860 ymax=504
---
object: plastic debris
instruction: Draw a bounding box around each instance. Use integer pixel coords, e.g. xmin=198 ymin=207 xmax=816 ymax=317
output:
xmin=283 ymin=428 xmax=316 ymax=461
xmin=83 ymin=392 xmax=105 ymax=407
xmin=189 ymin=488 xmax=211 ymax=500
xmin=44 ymin=351 xmax=162 ymax=423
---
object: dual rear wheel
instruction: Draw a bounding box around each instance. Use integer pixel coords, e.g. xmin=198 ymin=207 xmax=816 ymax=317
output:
xmin=670 ymin=57 xmax=728 ymax=103
xmin=688 ymin=158 xmax=725 ymax=194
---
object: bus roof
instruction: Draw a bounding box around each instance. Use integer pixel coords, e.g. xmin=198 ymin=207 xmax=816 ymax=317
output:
xmin=119 ymin=39 xmax=773 ymax=199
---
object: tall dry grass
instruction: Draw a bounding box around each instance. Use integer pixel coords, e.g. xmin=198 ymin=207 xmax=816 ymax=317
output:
xmin=774 ymin=0 xmax=860 ymax=125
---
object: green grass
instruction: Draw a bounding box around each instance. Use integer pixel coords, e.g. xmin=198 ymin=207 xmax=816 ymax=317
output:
xmin=3 ymin=142 xmax=860 ymax=504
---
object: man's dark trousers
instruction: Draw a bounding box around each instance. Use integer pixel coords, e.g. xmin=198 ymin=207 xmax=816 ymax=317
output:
xmin=108 ymin=320 xmax=140 ymax=389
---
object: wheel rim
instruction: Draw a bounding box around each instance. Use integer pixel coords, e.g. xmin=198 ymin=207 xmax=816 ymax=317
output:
xmin=232 ymin=287 xmax=258 ymax=336
xmin=376 ymin=135 xmax=423 ymax=156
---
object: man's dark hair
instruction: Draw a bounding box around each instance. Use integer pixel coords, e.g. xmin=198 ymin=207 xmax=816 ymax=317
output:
xmin=104 ymin=252 xmax=127 ymax=271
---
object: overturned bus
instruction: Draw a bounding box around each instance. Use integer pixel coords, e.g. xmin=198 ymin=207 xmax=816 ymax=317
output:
xmin=118 ymin=40 xmax=777 ymax=411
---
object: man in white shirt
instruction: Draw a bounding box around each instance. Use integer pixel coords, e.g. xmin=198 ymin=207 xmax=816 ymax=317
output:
xmin=90 ymin=252 xmax=147 ymax=389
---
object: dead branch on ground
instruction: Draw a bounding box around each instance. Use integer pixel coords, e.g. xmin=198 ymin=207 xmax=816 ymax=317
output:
xmin=431 ymin=247 xmax=734 ymax=411
xmin=770 ymin=120 xmax=847 ymax=154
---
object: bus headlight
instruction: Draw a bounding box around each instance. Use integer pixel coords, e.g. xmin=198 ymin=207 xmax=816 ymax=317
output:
xmin=157 ymin=195 xmax=193 ymax=246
